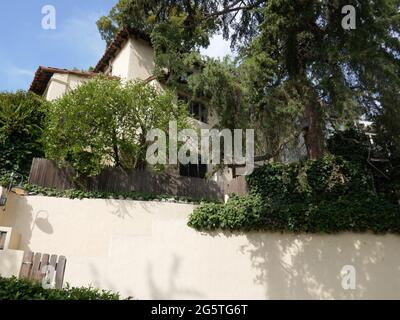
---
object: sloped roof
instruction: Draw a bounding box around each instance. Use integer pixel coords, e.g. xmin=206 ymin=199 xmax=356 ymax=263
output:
xmin=29 ymin=66 xmax=98 ymax=96
xmin=29 ymin=28 xmax=151 ymax=96
xmin=93 ymin=27 xmax=152 ymax=73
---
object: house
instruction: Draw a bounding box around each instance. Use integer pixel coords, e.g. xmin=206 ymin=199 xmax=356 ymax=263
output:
xmin=29 ymin=28 xmax=234 ymax=182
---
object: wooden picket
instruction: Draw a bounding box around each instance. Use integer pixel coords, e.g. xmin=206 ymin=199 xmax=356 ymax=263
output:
xmin=19 ymin=251 xmax=67 ymax=289
xmin=28 ymin=158 xmax=239 ymax=202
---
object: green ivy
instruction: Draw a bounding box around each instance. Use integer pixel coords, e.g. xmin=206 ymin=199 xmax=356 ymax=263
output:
xmin=0 ymin=277 xmax=123 ymax=300
xmin=246 ymin=154 xmax=374 ymax=201
xmin=188 ymin=156 xmax=400 ymax=233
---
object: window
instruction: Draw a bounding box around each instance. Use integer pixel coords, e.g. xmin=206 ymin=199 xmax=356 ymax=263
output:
xmin=178 ymin=95 xmax=208 ymax=123
xmin=189 ymin=102 xmax=208 ymax=123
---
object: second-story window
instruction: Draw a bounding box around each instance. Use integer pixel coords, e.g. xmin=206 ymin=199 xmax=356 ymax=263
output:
xmin=178 ymin=94 xmax=208 ymax=124
xmin=189 ymin=102 xmax=208 ymax=123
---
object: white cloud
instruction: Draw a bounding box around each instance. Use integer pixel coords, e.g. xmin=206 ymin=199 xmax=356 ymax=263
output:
xmin=8 ymin=66 xmax=35 ymax=77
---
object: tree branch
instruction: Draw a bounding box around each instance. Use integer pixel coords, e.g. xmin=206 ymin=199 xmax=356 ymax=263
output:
xmin=206 ymin=0 xmax=267 ymax=19
xmin=227 ymin=136 xmax=298 ymax=168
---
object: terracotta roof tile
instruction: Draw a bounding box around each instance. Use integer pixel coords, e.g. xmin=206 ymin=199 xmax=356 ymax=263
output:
xmin=29 ymin=66 xmax=98 ymax=96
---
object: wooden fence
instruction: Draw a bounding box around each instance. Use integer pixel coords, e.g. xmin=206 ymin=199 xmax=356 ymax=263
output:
xmin=19 ymin=251 xmax=66 ymax=289
xmin=28 ymin=158 xmax=240 ymax=202
xmin=222 ymin=176 xmax=248 ymax=197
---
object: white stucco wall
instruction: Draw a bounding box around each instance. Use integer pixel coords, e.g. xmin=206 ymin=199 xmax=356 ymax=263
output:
xmin=0 ymin=250 xmax=24 ymax=278
xmin=110 ymin=39 xmax=132 ymax=79
xmin=44 ymin=73 xmax=90 ymax=101
xmin=127 ymin=37 xmax=155 ymax=81
xmin=1 ymin=192 xmax=400 ymax=299
xmin=110 ymin=37 xmax=155 ymax=82
xmin=44 ymin=73 xmax=69 ymax=101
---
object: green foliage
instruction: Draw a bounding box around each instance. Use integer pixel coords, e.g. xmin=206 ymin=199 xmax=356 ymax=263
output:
xmin=189 ymin=155 xmax=400 ymax=233
xmin=0 ymin=277 xmax=122 ymax=300
xmin=328 ymin=126 xmax=400 ymax=202
xmin=189 ymin=193 xmax=400 ymax=233
xmin=97 ymin=1 xmax=400 ymax=161
xmin=188 ymin=194 xmax=266 ymax=231
xmin=247 ymin=155 xmax=374 ymax=201
xmin=96 ymin=0 xmax=264 ymax=46
xmin=327 ymin=126 xmax=371 ymax=166
xmin=187 ymin=55 xmax=247 ymax=130
xmin=0 ymin=91 xmax=47 ymax=175
xmin=43 ymin=77 xmax=188 ymax=177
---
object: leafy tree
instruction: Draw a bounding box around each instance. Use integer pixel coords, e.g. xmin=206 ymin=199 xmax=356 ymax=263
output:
xmin=327 ymin=126 xmax=370 ymax=166
xmin=97 ymin=0 xmax=266 ymax=46
xmin=0 ymin=91 xmax=47 ymax=176
xmin=43 ymin=77 xmax=188 ymax=177
xmin=96 ymin=0 xmax=266 ymax=85
xmin=97 ymin=0 xmax=400 ymax=162
xmin=242 ymin=0 xmax=400 ymax=159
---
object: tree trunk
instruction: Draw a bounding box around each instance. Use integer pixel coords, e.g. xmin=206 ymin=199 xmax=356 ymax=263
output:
xmin=303 ymin=102 xmax=324 ymax=160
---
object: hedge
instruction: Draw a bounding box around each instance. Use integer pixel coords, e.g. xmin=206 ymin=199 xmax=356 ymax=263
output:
xmin=0 ymin=277 xmax=123 ymax=300
xmin=188 ymin=155 xmax=400 ymax=233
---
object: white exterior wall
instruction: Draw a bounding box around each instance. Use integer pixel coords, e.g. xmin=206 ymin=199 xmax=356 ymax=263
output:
xmin=0 ymin=250 xmax=24 ymax=278
xmin=44 ymin=73 xmax=69 ymax=101
xmin=110 ymin=37 xmax=155 ymax=82
xmin=44 ymin=73 xmax=90 ymax=101
xmin=127 ymin=37 xmax=155 ymax=80
xmin=1 ymin=192 xmax=400 ymax=300
xmin=110 ymin=39 xmax=132 ymax=79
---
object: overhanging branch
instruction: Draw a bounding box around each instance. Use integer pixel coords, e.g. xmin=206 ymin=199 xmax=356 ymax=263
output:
xmin=205 ymin=0 xmax=267 ymax=19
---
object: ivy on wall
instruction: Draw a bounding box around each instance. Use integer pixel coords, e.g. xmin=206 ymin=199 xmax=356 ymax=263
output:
xmin=188 ymin=155 xmax=400 ymax=233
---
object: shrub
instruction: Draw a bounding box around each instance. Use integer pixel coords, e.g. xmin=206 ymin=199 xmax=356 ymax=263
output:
xmin=188 ymin=193 xmax=400 ymax=233
xmin=0 ymin=91 xmax=47 ymax=176
xmin=43 ymin=77 xmax=188 ymax=177
xmin=0 ymin=277 xmax=122 ymax=300
xmin=247 ymin=154 xmax=374 ymax=201
xmin=188 ymin=155 xmax=400 ymax=233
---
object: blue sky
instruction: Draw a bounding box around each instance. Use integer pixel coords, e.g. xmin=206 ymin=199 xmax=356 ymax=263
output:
xmin=0 ymin=0 xmax=231 ymax=92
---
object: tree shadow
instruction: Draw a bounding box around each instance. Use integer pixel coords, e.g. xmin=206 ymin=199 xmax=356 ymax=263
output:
xmin=147 ymin=254 xmax=205 ymax=300
xmin=240 ymin=232 xmax=400 ymax=299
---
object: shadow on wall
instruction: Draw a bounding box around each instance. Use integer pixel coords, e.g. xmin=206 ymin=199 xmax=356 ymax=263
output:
xmin=104 ymin=197 xmax=196 ymax=220
xmin=2 ymin=194 xmax=54 ymax=253
xmin=240 ymin=233 xmax=400 ymax=299
xmin=147 ymin=254 xmax=205 ymax=300
xmin=133 ymin=38 xmax=156 ymax=79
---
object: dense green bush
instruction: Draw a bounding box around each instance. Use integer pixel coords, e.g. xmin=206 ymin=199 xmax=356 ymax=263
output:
xmin=0 ymin=91 xmax=47 ymax=176
xmin=44 ymin=77 xmax=188 ymax=177
xmin=188 ymin=155 xmax=400 ymax=233
xmin=188 ymin=194 xmax=400 ymax=233
xmin=247 ymin=154 xmax=374 ymax=201
xmin=0 ymin=277 xmax=122 ymax=300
